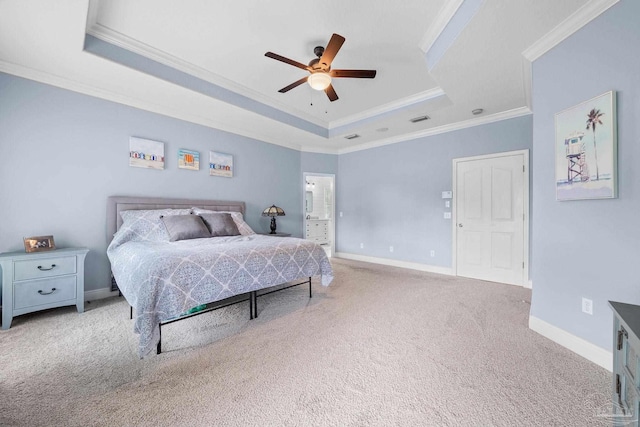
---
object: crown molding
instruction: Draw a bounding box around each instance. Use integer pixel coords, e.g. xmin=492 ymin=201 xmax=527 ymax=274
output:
xmin=522 ymin=0 xmax=619 ymax=62
xmin=520 ymin=0 xmax=619 ymax=113
xmin=338 ymin=106 xmax=532 ymax=155
xmin=419 ymin=0 xmax=465 ymax=53
xmin=521 ymin=58 xmax=533 ymax=111
xmin=328 ymin=87 xmax=446 ymax=130
xmin=85 ymin=0 xmax=99 ymax=30
xmin=87 ymin=11 xmax=452 ymax=135
xmin=0 ymin=60 xmax=304 ymax=152
xmin=0 ymin=59 xmax=536 ymax=157
xmin=86 ymin=22 xmax=329 ymax=129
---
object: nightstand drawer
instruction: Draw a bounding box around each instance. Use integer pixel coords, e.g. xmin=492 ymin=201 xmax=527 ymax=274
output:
xmin=14 ymin=256 xmax=76 ymax=281
xmin=14 ymin=276 xmax=77 ymax=310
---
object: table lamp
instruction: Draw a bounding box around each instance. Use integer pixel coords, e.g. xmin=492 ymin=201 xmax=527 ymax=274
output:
xmin=262 ymin=205 xmax=285 ymax=234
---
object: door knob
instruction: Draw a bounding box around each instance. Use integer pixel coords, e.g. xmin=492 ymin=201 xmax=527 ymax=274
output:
xmin=458 ymin=223 xmax=463 ymax=228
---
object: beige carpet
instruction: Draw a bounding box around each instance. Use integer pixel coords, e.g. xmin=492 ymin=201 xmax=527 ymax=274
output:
xmin=0 ymin=259 xmax=610 ymax=426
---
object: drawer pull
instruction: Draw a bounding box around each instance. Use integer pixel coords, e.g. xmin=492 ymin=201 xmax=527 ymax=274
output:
xmin=37 ymin=264 xmax=57 ymax=271
xmin=38 ymin=288 xmax=57 ymax=295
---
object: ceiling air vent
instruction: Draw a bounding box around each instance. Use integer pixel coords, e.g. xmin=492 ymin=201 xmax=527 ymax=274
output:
xmin=344 ymin=134 xmax=360 ymax=140
xmin=410 ymin=115 xmax=430 ymax=123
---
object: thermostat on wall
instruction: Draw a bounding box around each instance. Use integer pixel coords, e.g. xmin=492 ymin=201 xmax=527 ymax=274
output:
xmin=442 ymin=191 xmax=452 ymax=199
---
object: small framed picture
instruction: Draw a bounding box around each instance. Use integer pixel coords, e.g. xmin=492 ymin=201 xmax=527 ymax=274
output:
xmin=24 ymin=235 xmax=56 ymax=253
xmin=129 ymin=137 xmax=165 ymax=170
xmin=209 ymin=151 xmax=233 ymax=178
xmin=178 ymin=149 xmax=200 ymax=171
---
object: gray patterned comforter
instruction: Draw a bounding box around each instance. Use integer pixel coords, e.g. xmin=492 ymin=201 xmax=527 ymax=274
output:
xmin=107 ymin=231 xmax=333 ymax=357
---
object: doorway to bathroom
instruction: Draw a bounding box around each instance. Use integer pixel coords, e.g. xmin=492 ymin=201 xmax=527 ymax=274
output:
xmin=303 ymin=173 xmax=335 ymax=258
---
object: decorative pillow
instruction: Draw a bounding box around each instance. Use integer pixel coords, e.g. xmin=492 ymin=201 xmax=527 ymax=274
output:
xmin=191 ymin=207 xmax=255 ymax=235
xmin=198 ymin=213 xmax=240 ymax=237
xmin=120 ymin=208 xmax=192 ymax=241
xmin=160 ymin=214 xmax=211 ymax=242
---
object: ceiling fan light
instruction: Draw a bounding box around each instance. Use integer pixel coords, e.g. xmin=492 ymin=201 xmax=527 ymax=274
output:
xmin=308 ymin=72 xmax=332 ymax=90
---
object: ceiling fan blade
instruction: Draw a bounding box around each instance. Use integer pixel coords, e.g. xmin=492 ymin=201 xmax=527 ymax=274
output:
xmin=265 ymin=52 xmax=311 ymax=71
xmin=330 ymin=69 xmax=377 ymax=78
xmin=278 ymin=76 xmax=309 ymax=93
xmin=325 ymin=84 xmax=339 ymax=102
xmin=319 ymin=33 xmax=346 ymax=69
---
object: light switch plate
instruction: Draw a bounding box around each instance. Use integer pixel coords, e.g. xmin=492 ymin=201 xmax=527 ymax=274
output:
xmin=442 ymin=191 xmax=452 ymax=199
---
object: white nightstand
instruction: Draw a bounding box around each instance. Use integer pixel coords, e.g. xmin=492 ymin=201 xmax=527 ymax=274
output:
xmin=0 ymin=247 xmax=89 ymax=329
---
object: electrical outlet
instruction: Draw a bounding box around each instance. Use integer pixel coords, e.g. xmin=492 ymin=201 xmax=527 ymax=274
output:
xmin=430 ymin=250 xmax=435 ymax=257
xmin=445 ymin=201 xmax=450 ymax=208
xmin=360 ymin=243 xmax=364 ymax=249
xmin=444 ymin=212 xmax=451 ymax=219
xmin=582 ymin=298 xmax=593 ymax=315
xmin=389 ymin=246 xmax=394 ymax=253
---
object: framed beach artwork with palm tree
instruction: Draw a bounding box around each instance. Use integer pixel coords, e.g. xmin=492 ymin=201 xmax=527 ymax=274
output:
xmin=555 ymin=91 xmax=617 ymax=201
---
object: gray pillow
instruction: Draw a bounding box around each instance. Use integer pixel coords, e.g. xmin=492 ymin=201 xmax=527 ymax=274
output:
xmin=160 ymin=215 xmax=211 ymax=242
xmin=198 ymin=213 xmax=240 ymax=237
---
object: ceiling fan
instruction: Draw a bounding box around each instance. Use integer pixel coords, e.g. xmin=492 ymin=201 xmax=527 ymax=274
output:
xmin=264 ymin=33 xmax=376 ymax=102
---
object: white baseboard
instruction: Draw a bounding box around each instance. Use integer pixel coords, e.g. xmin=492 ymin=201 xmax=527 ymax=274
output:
xmin=85 ymin=288 xmax=120 ymax=302
xmin=529 ymin=315 xmax=612 ymax=371
xmin=334 ymin=252 xmax=454 ymax=276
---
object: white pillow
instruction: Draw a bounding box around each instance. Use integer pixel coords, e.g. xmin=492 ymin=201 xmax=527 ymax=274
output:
xmin=191 ymin=207 xmax=255 ymax=235
xmin=120 ymin=208 xmax=193 ymax=241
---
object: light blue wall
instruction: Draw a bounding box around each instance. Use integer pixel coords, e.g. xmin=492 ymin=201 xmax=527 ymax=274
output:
xmin=0 ymin=67 xmax=531 ymax=295
xmin=301 ymin=152 xmax=338 ymax=175
xmin=530 ymin=0 xmax=640 ymax=349
xmin=336 ymin=115 xmax=533 ymax=266
xmin=0 ymin=73 xmax=324 ymax=292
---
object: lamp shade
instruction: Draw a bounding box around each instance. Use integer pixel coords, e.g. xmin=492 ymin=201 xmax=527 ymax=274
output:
xmin=262 ymin=205 xmax=285 ymax=217
xmin=307 ymin=72 xmax=332 ymax=90
xmin=262 ymin=205 xmax=285 ymax=234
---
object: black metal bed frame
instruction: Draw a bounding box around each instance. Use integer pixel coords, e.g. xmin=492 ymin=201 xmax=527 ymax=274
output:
xmin=125 ymin=277 xmax=312 ymax=354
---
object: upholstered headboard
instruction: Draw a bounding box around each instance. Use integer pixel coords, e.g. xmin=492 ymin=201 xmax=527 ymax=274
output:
xmin=106 ymin=196 xmax=246 ymax=243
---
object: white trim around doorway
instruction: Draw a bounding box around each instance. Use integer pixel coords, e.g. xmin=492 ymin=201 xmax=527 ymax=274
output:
xmin=303 ymin=172 xmax=336 ymax=257
xmin=451 ymin=149 xmax=530 ymax=287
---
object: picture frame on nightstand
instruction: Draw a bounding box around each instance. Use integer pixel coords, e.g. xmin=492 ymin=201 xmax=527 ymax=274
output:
xmin=23 ymin=235 xmax=56 ymax=253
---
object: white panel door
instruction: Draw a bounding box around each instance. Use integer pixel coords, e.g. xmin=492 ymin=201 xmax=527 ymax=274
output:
xmin=455 ymin=153 xmax=525 ymax=285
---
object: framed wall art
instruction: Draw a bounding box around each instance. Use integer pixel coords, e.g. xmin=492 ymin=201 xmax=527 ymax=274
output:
xmin=555 ymin=91 xmax=617 ymax=201
xmin=129 ymin=137 xmax=165 ymax=170
xmin=178 ymin=149 xmax=200 ymax=171
xmin=209 ymin=151 xmax=233 ymax=178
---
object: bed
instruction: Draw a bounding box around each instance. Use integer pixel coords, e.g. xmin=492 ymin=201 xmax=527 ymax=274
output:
xmin=106 ymin=196 xmax=333 ymax=357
